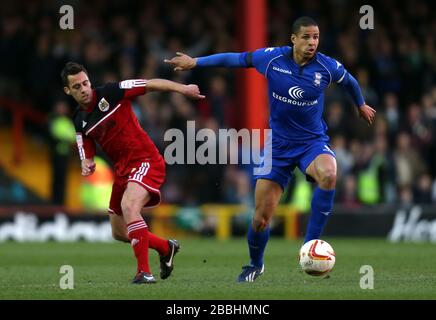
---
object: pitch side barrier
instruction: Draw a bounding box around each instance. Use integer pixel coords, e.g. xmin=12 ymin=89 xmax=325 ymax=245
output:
xmin=0 ymin=205 xmax=435 ymax=242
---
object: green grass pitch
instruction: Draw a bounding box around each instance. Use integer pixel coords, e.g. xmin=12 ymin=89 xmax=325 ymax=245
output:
xmin=1 ymin=238 xmax=435 ymax=299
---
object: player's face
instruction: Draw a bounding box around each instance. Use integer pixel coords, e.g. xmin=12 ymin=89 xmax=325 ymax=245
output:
xmin=64 ymin=71 xmax=93 ymax=106
xmin=291 ymin=25 xmax=319 ymax=59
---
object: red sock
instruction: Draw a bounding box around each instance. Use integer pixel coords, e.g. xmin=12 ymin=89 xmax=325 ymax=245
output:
xmin=127 ymin=220 xmax=150 ymax=274
xmin=148 ymin=232 xmax=170 ymax=256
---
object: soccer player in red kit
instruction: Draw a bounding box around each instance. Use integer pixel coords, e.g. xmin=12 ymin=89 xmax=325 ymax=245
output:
xmin=62 ymin=62 xmax=205 ymax=284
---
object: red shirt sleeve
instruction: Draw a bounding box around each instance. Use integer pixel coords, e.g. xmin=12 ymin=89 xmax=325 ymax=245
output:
xmin=119 ymin=79 xmax=148 ymax=99
xmin=76 ymin=132 xmax=96 ymax=160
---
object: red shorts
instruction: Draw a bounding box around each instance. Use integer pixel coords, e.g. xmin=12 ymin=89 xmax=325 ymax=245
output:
xmin=108 ymin=157 xmax=166 ymax=216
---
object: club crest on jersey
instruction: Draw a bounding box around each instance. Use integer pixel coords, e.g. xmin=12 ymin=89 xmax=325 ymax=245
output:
xmin=98 ymin=98 xmax=110 ymax=112
xmin=313 ymin=72 xmax=322 ymax=87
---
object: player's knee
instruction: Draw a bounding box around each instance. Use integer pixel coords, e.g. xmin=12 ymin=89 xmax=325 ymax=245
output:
xmin=252 ymin=217 xmax=269 ymax=232
xmin=252 ymin=204 xmax=272 ymax=231
xmin=318 ymin=169 xmax=337 ymax=188
xmin=253 ymin=204 xmax=275 ymax=232
xmin=121 ymin=198 xmax=138 ymax=218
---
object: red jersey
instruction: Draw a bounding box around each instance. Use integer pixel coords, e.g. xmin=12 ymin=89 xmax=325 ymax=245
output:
xmin=73 ymin=80 xmax=162 ymax=177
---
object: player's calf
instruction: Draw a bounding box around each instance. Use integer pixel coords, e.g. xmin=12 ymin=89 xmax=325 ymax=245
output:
xmin=109 ymin=212 xmax=129 ymax=242
xmin=112 ymin=231 xmax=129 ymax=243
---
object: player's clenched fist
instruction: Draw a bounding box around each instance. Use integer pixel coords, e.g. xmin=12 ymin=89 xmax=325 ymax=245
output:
xmin=164 ymin=52 xmax=197 ymax=71
xmin=81 ymin=158 xmax=96 ymax=176
xmin=358 ymin=104 xmax=376 ymax=125
xmin=182 ymin=84 xmax=205 ymax=100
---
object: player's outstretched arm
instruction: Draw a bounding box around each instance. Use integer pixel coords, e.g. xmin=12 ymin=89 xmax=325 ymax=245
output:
xmin=146 ymin=78 xmax=205 ymax=100
xmin=164 ymin=52 xmax=249 ymax=71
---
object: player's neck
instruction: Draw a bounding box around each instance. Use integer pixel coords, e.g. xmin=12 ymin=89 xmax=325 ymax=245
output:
xmin=292 ymin=50 xmax=312 ymax=66
xmin=79 ymin=102 xmax=90 ymax=110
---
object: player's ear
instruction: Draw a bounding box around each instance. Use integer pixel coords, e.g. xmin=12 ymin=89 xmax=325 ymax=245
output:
xmin=64 ymin=86 xmax=71 ymax=95
xmin=291 ymin=34 xmax=296 ymax=45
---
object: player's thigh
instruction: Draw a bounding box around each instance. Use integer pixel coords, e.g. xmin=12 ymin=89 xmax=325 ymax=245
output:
xmin=109 ymin=177 xmax=126 ymax=216
xmin=305 ymin=154 xmax=337 ymax=183
xmin=121 ymin=182 xmax=151 ymax=223
xmin=254 ymin=178 xmax=283 ymax=219
xmin=109 ymin=213 xmax=128 ymax=242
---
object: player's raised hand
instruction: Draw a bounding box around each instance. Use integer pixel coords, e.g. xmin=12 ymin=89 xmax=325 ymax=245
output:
xmin=358 ymin=104 xmax=376 ymax=125
xmin=164 ymin=52 xmax=197 ymax=71
xmin=81 ymin=158 xmax=96 ymax=176
xmin=182 ymin=84 xmax=206 ymax=100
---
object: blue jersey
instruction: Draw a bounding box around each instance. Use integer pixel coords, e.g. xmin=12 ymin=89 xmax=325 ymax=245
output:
xmin=242 ymin=46 xmax=347 ymax=142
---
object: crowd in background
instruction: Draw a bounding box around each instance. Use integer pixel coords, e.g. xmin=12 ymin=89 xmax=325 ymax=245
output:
xmin=0 ymin=0 xmax=435 ymax=209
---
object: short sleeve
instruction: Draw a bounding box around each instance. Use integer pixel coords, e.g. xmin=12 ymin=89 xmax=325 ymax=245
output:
xmin=118 ymin=79 xmax=147 ymax=99
xmin=250 ymin=47 xmax=282 ymax=76
xmin=101 ymin=81 xmax=146 ymax=101
xmin=328 ymin=58 xmax=347 ymax=83
xmin=99 ymin=83 xmax=125 ymax=102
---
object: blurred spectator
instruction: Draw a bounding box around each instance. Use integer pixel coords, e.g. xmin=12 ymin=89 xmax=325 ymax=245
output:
xmin=356 ymin=68 xmax=379 ymax=107
xmin=331 ymin=134 xmax=354 ymax=177
xmin=398 ymin=185 xmax=414 ymax=208
xmin=341 ymin=175 xmax=361 ymax=209
xmin=27 ymin=33 xmax=58 ymax=112
xmin=383 ymin=92 xmax=401 ymax=142
xmin=413 ymin=173 xmax=433 ymax=204
xmin=222 ymin=165 xmax=253 ymax=206
xmin=325 ymin=101 xmax=346 ymax=137
xmin=48 ymin=100 xmax=75 ymax=205
xmin=393 ymin=132 xmax=427 ymax=189
xmin=354 ymin=143 xmax=381 ymax=205
xmin=331 ymin=134 xmax=353 ymax=200
xmin=404 ymin=103 xmax=432 ymax=152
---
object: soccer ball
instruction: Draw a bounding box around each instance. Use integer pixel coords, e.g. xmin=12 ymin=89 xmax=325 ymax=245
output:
xmin=299 ymin=239 xmax=335 ymax=276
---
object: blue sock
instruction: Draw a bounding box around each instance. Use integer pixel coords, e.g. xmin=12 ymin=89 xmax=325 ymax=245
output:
xmin=304 ymin=187 xmax=335 ymax=243
xmin=247 ymin=224 xmax=270 ymax=268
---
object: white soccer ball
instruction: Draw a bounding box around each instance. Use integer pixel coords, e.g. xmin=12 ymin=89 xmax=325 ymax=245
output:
xmin=299 ymin=239 xmax=335 ymax=276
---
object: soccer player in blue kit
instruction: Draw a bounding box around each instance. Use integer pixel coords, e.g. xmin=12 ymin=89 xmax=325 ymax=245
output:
xmin=165 ymin=17 xmax=376 ymax=282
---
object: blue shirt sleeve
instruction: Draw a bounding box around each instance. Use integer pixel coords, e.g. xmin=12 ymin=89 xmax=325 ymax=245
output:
xmin=327 ymin=58 xmax=347 ymax=83
xmin=322 ymin=55 xmax=365 ymax=107
xmin=250 ymin=47 xmax=281 ymax=75
xmin=195 ymin=47 xmax=282 ymax=76
xmin=196 ymin=53 xmax=250 ymax=68
xmin=339 ymin=73 xmax=366 ymax=107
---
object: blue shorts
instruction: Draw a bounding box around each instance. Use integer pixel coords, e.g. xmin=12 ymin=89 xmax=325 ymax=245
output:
xmin=254 ymin=135 xmax=335 ymax=191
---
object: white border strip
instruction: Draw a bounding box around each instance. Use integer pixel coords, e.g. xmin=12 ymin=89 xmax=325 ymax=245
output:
xmin=86 ymin=103 xmax=121 ymax=135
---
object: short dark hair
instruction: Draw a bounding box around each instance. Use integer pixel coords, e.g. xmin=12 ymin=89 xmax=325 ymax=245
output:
xmin=61 ymin=62 xmax=88 ymax=87
xmin=291 ymin=16 xmax=318 ymax=35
